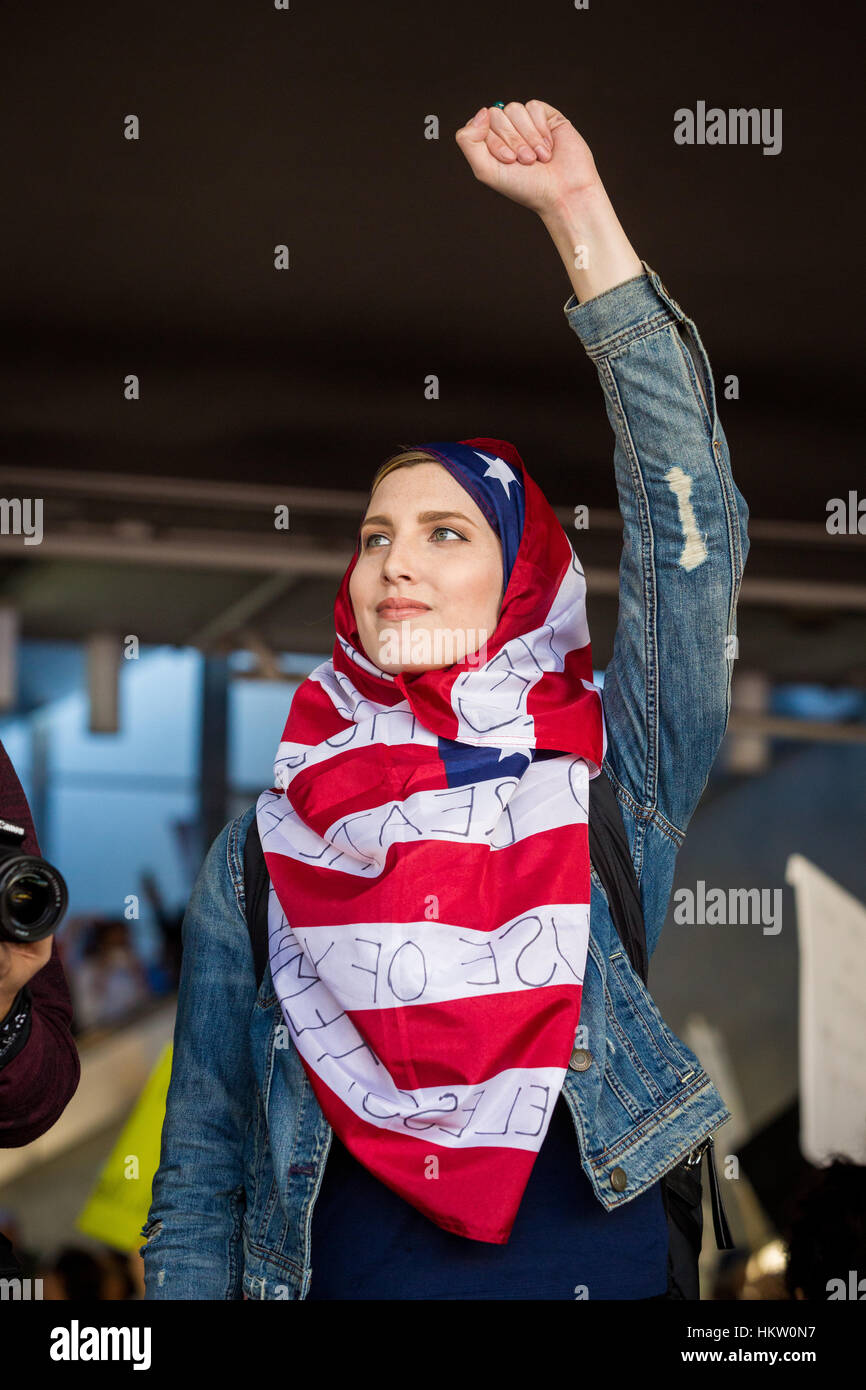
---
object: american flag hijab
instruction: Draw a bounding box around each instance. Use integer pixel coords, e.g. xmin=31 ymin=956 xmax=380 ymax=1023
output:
xmin=256 ymin=437 xmax=606 ymax=1244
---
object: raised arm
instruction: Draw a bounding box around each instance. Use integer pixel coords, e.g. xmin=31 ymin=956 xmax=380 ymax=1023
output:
xmin=455 ymin=103 xmax=751 ymax=948
xmin=557 ymin=264 xmax=750 ymax=841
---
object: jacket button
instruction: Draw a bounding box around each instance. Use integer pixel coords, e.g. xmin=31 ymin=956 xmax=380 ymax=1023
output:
xmin=610 ymin=1166 xmax=628 ymax=1191
xmin=654 ymin=277 xmax=683 ymax=316
xmin=568 ymin=1047 xmax=593 ymax=1071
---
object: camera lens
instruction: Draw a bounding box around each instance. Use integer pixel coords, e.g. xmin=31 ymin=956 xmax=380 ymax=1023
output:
xmin=9 ymin=868 xmax=51 ymax=923
xmin=0 ymin=858 xmax=68 ymax=942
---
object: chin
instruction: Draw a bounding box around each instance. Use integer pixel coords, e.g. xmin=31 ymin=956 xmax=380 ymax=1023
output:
xmin=360 ymin=616 xmax=484 ymax=676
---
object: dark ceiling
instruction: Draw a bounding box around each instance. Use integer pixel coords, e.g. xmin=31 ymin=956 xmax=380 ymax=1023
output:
xmin=1 ymin=0 xmax=863 ymax=690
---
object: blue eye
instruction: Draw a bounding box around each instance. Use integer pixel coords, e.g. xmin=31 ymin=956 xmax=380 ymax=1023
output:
xmin=361 ymin=526 xmax=465 ymax=548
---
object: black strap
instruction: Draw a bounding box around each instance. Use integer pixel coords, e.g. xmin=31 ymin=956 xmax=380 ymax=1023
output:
xmin=243 ymin=811 xmax=270 ymax=993
xmin=0 ymin=986 xmax=32 ymax=1070
xmin=705 ymin=1137 xmax=736 ymax=1249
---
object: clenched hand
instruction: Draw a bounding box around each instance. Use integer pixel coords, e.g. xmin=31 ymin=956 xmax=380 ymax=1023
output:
xmin=454 ymin=101 xmax=601 ymax=216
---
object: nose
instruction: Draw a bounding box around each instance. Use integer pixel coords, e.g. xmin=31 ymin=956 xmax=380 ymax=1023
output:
xmin=378 ymin=534 xmax=417 ymax=584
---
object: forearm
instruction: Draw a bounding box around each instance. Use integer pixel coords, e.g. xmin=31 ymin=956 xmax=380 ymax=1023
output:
xmin=563 ymin=269 xmax=750 ymax=836
xmin=540 ymin=181 xmax=643 ymax=303
xmin=0 ymin=942 xmax=80 ymax=1141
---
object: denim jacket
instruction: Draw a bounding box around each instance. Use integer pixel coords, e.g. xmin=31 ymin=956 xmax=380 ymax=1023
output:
xmin=141 ymin=260 xmax=750 ymax=1299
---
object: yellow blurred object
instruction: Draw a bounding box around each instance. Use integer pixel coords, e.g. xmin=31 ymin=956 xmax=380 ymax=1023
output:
xmin=745 ymin=1237 xmax=788 ymax=1280
xmin=739 ymin=1238 xmax=791 ymax=1300
xmin=74 ymin=1041 xmax=172 ymax=1251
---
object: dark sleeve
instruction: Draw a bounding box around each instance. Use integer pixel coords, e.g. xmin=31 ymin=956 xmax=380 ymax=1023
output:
xmin=0 ymin=740 xmax=81 ymax=1146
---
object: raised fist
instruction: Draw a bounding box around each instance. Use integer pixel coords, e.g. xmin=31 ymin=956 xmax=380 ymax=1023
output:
xmin=455 ymin=101 xmax=601 ymax=216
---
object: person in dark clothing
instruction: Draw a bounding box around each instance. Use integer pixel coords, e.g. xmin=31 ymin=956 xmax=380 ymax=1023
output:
xmin=783 ymin=1158 xmax=866 ymax=1301
xmin=0 ymin=737 xmax=80 ymax=1274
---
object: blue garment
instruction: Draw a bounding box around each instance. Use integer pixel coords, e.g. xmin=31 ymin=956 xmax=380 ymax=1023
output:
xmin=413 ymin=439 xmax=526 ymax=585
xmin=307 ymin=1093 xmax=669 ymax=1300
xmin=141 ymin=262 xmax=749 ymax=1299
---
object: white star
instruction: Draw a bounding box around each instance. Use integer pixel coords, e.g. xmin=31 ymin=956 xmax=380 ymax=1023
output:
xmin=473 ymin=450 xmax=521 ymax=498
xmin=498 ymin=746 xmax=532 ymax=763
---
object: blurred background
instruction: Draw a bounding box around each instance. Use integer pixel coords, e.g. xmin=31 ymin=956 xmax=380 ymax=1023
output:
xmin=0 ymin=0 xmax=864 ymax=1300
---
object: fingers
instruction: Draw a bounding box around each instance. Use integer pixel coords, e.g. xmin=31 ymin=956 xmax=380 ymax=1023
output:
xmin=33 ymin=935 xmax=52 ymax=966
xmin=0 ymin=933 xmax=52 ymax=979
xmin=454 ymin=100 xmax=564 ymax=183
xmin=455 ymin=104 xmax=520 ymax=174
xmin=525 ymin=99 xmax=557 ymax=147
xmin=488 ymin=102 xmax=553 ymax=163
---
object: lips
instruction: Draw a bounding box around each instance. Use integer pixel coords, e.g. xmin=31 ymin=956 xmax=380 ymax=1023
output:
xmin=376 ymin=600 xmax=430 ymax=617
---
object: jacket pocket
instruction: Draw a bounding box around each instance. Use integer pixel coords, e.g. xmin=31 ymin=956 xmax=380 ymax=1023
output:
xmin=607 ymin=947 xmax=696 ymax=1084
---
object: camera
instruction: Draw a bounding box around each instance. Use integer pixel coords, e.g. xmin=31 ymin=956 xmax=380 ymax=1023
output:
xmin=0 ymin=818 xmax=68 ymax=943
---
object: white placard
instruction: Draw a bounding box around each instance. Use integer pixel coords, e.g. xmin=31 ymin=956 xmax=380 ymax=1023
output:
xmin=786 ymin=853 xmax=866 ymax=1166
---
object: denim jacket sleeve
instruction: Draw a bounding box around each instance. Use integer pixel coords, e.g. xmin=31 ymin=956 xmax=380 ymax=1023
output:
xmin=563 ymin=260 xmax=750 ymax=954
xmin=141 ymin=818 xmax=256 ymax=1299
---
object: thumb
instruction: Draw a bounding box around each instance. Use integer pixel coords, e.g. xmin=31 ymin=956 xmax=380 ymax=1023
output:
xmin=455 ymin=106 xmax=491 ymax=145
xmin=455 ymin=107 xmax=493 ymax=176
xmin=462 ymin=107 xmax=490 ymax=137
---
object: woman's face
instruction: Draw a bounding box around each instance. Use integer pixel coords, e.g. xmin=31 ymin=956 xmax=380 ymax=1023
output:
xmin=349 ymin=463 xmax=504 ymax=675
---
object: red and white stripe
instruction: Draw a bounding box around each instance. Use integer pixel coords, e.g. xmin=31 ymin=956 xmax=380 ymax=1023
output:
xmin=256 ymin=447 xmax=605 ymax=1243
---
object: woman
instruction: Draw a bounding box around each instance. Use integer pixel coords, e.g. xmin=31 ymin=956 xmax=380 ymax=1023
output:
xmin=142 ymin=100 xmax=749 ymax=1300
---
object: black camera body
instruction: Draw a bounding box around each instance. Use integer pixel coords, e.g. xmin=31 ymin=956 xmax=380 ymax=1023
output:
xmin=0 ymin=818 xmax=68 ymax=944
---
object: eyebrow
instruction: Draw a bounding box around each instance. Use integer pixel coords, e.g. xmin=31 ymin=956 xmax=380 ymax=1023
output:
xmin=360 ymin=510 xmax=477 ymax=528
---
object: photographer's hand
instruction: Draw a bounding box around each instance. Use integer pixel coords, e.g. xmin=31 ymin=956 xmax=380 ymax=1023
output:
xmin=0 ymin=935 xmax=52 ymax=1019
xmin=455 ymin=100 xmax=643 ymax=303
